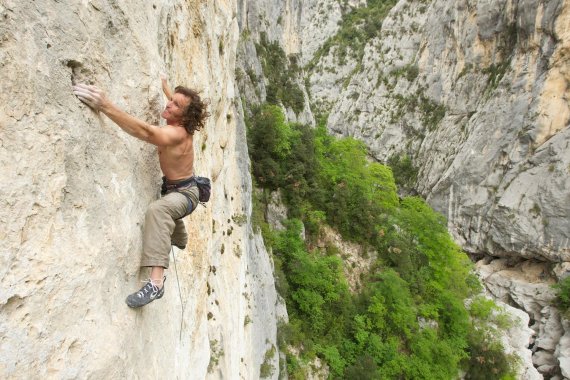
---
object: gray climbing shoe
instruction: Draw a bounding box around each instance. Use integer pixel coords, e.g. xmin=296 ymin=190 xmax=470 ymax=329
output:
xmin=125 ymin=276 xmax=166 ymax=308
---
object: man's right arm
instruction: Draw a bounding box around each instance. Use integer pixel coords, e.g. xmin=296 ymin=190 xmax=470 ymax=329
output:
xmin=73 ymin=83 xmax=183 ymax=147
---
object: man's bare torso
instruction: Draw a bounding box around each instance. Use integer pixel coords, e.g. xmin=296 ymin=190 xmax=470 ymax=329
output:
xmin=158 ymin=126 xmax=194 ymax=180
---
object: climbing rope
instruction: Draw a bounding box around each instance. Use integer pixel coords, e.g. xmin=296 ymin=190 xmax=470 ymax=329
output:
xmin=171 ymin=245 xmax=184 ymax=341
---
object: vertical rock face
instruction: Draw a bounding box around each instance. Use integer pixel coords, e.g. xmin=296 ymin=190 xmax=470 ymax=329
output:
xmin=0 ymin=1 xmax=280 ymax=379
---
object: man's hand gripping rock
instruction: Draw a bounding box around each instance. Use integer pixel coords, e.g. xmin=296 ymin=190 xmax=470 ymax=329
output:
xmin=73 ymin=83 xmax=108 ymax=111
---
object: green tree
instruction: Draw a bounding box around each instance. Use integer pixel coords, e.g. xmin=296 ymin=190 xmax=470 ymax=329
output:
xmin=247 ymin=104 xmax=295 ymax=188
xmin=274 ymin=220 xmax=351 ymax=337
xmin=312 ymin=126 xmax=398 ymax=242
xmin=553 ymin=276 xmax=570 ymax=315
xmin=256 ymin=34 xmax=305 ymax=114
xmin=387 ymin=153 xmax=418 ymax=191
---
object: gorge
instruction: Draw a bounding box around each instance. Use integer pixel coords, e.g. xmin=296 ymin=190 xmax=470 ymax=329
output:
xmin=1 ymin=0 xmax=569 ymax=379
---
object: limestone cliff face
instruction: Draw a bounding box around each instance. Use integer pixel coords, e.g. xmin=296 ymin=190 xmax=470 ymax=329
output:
xmin=0 ymin=1 xmax=280 ymax=379
xmin=3 ymin=0 xmax=569 ymax=378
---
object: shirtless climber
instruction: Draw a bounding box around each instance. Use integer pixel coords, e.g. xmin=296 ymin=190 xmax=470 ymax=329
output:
xmin=73 ymin=77 xmax=209 ymax=307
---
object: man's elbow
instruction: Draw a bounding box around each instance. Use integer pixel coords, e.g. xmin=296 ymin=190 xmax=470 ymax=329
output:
xmin=140 ymin=124 xmax=158 ymax=144
xmin=144 ymin=132 xmax=168 ymax=146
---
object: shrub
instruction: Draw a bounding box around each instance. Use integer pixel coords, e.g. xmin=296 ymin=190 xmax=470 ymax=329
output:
xmin=418 ymin=94 xmax=447 ymax=130
xmin=463 ymin=296 xmax=519 ymax=379
xmin=274 ymin=219 xmax=351 ymax=336
xmin=256 ymin=34 xmax=305 ymax=114
xmin=387 ymin=153 xmax=418 ymax=191
xmin=553 ymin=276 xmax=570 ymax=314
xmin=464 ymin=329 xmax=518 ymax=380
xmin=247 ymin=104 xmax=295 ymax=189
xmin=260 ymin=345 xmax=276 ymax=378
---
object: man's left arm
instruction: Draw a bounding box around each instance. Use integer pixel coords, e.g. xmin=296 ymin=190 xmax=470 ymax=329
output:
xmin=160 ymin=73 xmax=173 ymax=100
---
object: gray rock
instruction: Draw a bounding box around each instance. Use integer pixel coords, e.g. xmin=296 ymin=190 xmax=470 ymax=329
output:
xmin=266 ymin=191 xmax=288 ymax=231
xmin=533 ymin=350 xmax=556 ymax=367
xmin=560 ymin=358 xmax=570 ymax=379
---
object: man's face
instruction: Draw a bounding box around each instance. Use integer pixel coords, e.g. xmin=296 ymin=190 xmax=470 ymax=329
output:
xmin=161 ymin=93 xmax=190 ymax=123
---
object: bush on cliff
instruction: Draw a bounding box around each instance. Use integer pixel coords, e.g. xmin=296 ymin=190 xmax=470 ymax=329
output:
xmin=247 ymin=104 xmax=518 ymax=379
xmin=553 ymin=276 xmax=570 ymax=317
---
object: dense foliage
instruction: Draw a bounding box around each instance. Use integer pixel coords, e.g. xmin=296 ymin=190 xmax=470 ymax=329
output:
xmin=387 ymin=153 xmax=419 ymax=193
xmin=247 ymin=105 xmax=518 ymax=379
xmin=256 ymin=34 xmax=305 ymax=114
xmin=308 ymin=0 xmax=398 ymax=68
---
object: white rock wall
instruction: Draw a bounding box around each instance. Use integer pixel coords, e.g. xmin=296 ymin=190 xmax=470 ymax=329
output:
xmin=477 ymin=259 xmax=565 ymax=377
xmin=0 ymin=1 xmax=280 ymax=379
xmin=490 ymin=299 xmax=542 ymax=380
xmin=299 ymin=0 xmax=366 ymax=65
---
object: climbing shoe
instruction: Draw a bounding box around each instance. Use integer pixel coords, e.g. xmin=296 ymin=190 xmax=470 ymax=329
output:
xmin=125 ymin=276 xmax=166 ymax=308
xmin=172 ymin=243 xmax=186 ymax=250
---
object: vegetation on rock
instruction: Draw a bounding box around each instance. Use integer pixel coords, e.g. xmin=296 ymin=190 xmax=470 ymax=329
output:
xmin=308 ymin=0 xmax=398 ymax=69
xmin=246 ymin=105 xmax=519 ymax=379
xmin=256 ymin=33 xmax=305 ymax=114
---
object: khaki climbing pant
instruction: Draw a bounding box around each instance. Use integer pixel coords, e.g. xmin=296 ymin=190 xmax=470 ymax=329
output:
xmin=140 ymin=181 xmax=199 ymax=269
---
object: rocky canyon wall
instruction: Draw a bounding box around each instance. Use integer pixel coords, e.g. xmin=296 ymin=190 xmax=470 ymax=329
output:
xmin=4 ymin=0 xmax=568 ymax=378
xmin=236 ymin=0 xmax=570 ymax=377
xmin=0 ymin=1 xmax=281 ymax=379
xmin=314 ymin=0 xmax=569 ymax=264
xmin=303 ymin=0 xmax=570 ymax=377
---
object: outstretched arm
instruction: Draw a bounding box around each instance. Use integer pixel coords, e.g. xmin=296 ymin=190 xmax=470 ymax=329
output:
xmin=73 ymin=83 xmax=183 ymax=147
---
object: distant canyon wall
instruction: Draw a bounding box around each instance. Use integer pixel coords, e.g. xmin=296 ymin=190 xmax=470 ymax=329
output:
xmin=315 ymin=0 xmax=570 ymax=264
xmin=304 ymin=0 xmax=570 ymax=377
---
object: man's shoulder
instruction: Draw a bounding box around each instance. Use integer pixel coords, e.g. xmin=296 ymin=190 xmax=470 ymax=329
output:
xmin=166 ymin=124 xmax=191 ymax=137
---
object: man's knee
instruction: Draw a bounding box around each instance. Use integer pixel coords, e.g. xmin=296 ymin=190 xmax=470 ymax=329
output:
xmin=146 ymin=200 xmax=166 ymax=218
xmin=145 ymin=193 xmax=187 ymax=222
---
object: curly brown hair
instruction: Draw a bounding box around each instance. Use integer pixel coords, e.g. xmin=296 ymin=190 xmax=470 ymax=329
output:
xmin=174 ymin=86 xmax=210 ymax=135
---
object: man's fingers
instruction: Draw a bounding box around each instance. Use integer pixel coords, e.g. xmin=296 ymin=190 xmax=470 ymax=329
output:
xmin=73 ymin=83 xmax=104 ymax=110
xmin=73 ymin=84 xmax=102 ymax=100
xmin=75 ymin=93 xmax=92 ymax=101
xmin=76 ymin=95 xmax=96 ymax=108
xmin=74 ymin=83 xmax=99 ymax=92
xmin=73 ymin=85 xmax=96 ymax=96
xmin=74 ymin=93 xmax=96 ymax=105
xmin=73 ymin=88 xmax=93 ymax=98
xmin=73 ymin=87 xmax=97 ymax=108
